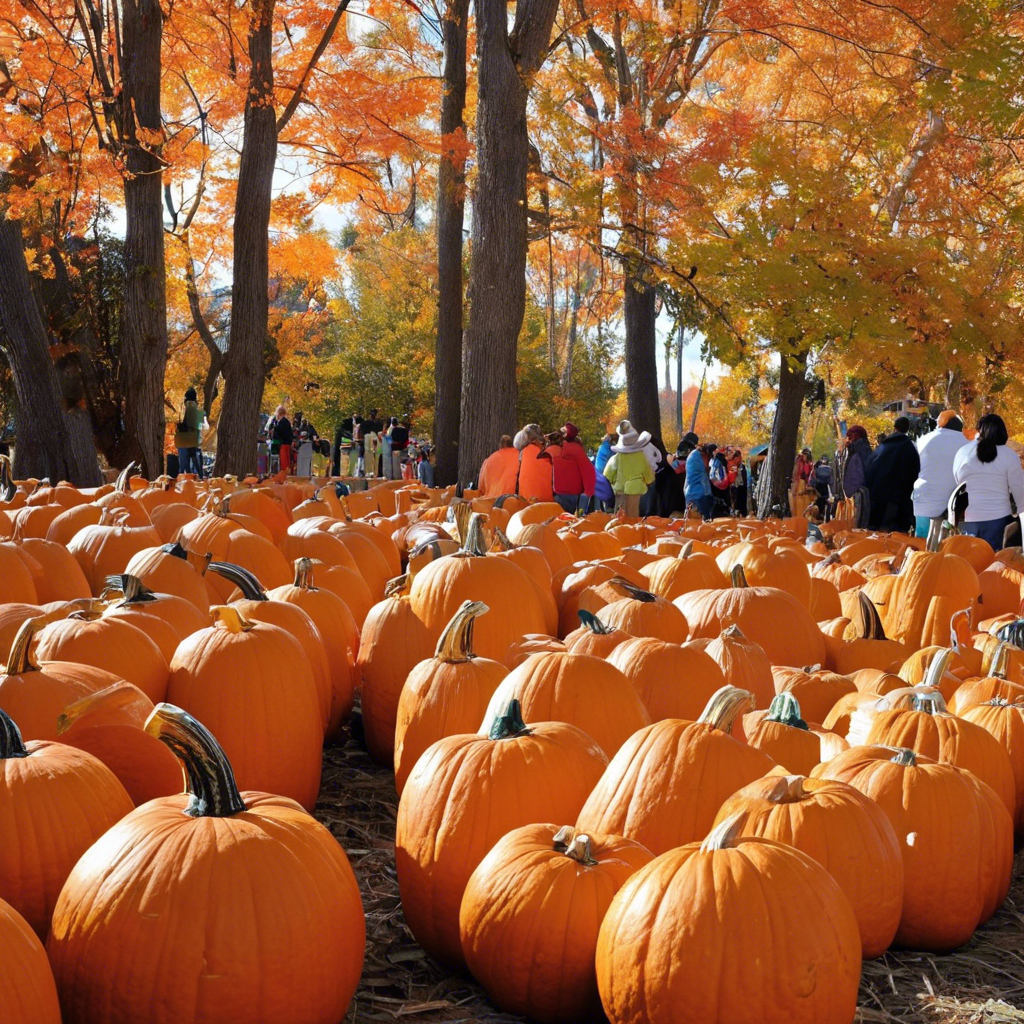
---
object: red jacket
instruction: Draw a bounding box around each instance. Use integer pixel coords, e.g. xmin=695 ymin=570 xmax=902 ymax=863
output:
xmin=545 ymin=439 xmax=596 ymax=497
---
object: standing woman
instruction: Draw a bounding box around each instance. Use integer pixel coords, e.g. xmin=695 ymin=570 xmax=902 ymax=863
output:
xmin=174 ymin=387 xmax=204 ymax=477
xmin=952 ymin=414 xmax=1024 ymax=550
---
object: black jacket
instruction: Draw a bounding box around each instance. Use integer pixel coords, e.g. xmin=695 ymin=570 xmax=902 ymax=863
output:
xmin=270 ymin=416 xmax=293 ymax=447
xmin=865 ymin=432 xmax=920 ymax=532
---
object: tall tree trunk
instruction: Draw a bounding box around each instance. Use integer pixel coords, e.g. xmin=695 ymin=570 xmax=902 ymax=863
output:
xmin=561 ymin=289 xmax=578 ymax=395
xmin=624 ymin=273 xmax=660 ymax=435
xmin=675 ymin=324 xmax=684 ymax=438
xmin=0 ymin=216 xmax=101 ymax=484
xmin=458 ymin=0 xmax=559 ymax=483
xmin=119 ymin=0 xmax=168 ymax=478
xmin=754 ymin=346 xmax=808 ymax=517
xmin=215 ymin=0 xmax=277 ymax=476
xmin=433 ymin=0 xmax=469 ymax=488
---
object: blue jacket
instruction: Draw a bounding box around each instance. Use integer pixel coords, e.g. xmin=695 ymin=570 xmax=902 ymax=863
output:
xmin=594 ymin=437 xmax=613 ymax=474
xmin=684 ymin=449 xmax=711 ymax=502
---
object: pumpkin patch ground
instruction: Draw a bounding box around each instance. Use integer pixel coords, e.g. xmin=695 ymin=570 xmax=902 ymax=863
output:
xmin=318 ymin=725 xmax=1024 ymax=1024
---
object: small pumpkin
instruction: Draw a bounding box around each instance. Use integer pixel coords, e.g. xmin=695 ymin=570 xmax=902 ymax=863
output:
xmin=593 ymin=577 xmax=689 ymax=643
xmin=771 ymin=665 xmax=856 ymax=725
xmin=697 ymin=624 xmax=775 ymax=709
xmin=563 ymin=609 xmax=633 ymax=658
xmin=744 ymin=693 xmax=821 ymax=775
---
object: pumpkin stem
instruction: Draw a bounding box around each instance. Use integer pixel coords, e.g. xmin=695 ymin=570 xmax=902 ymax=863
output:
xmin=459 ymin=513 xmax=489 ymax=556
xmin=0 ymin=708 xmax=29 ymax=759
xmin=608 ymin=577 xmax=656 ymax=602
xmin=906 ymin=690 xmax=948 ymax=715
xmin=765 ymin=692 xmax=809 ymax=731
xmin=719 ymin=624 xmax=747 ymax=641
xmin=949 ymin=608 xmax=972 ymax=652
xmin=58 ymin=682 xmax=152 ymax=736
xmin=490 ymin=527 xmax=514 ymax=552
xmin=994 ymin=618 xmax=1024 ymax=650
xmin=698 ymin=685 xmax=755 ymax=734
xmin=292 ymin=556 xmax=319 ymax=590
xmin=115 ymin=460 xmax=139 ymax=494
xmin=855 ymin=591 xmax=887 ymax=641
xmin=577 ymin=609 xmax=612 ymax=635
xmin=435 ymin=600 xmax=488 ymax=662
xmin=338 ymin=495 xmax=354 ymax=523
xmin=488 ymin=699 xmax=530 ymax=740
xmin=922 ymin=648 xmax=954 ymax=693
xmin=384 ymin=573 xmax=411 ymax=598
xmin=102 ymin=573 xmax=157 ymax=605
xmin=5 ymin=617 xmax=45 ymax=675
xmin=67 ymin=599 xmax=107 ymax=621
xmin=564 ymin=833 xmax=598 ymax=866
xmin=730 ymin=564 xmax=749 ymax=588
xmin=990 ymin=642 xmax=1011 ymax=681
xmin=144 ymin=703 xmax=247 ymax=817
xmin=889 ymin=746 xmax=918 ymax=767
xmin=451 ymin=500 xmax=473 ymax=545
xmin=763 ymin=774 xmax=808 ymax=803
xmin=211 ymin=605 xmax=255 ymax=634
xmin=208 ymin=562 xmax=268 ymax=602
xmin=678 ymin=539 xmax=694 ymax=559
xmin=0 ymin=453 xmax=14 ymax=503
xmin=552 ymin=824 xmax=578 ymax=849
xmin=700 ymin=811 xmax=747 ymax=852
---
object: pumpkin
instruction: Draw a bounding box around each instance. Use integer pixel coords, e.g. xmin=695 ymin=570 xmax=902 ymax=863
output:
xmin=167 ymin=606 xmax=323 ymax=810
xmin=221 ymin=488 xmax=293 ymax=544
xmin=395 ymin=700 xmax=608 ymax=967
xmin=563 ymin=609 xmax=634 ymax=657
xmin=0 ymin=708 xmax=133 ymax=937
xmin=822 ymin=690 xmax=884 ymax=739
xmin=697 ymin=624 xmax=775 ymax=708
xmin=459 ymin=824 xmax=654 ymax=1023
xmin=940 ymin=532 xmax=995 ymax=573
xmin=328 ymin=518 xmax=402 ymax=577
xmin=830 ymin=592 xmax=908 ymax=674
xmin=675 ymin=565 xmax=826 ymax=667
xmin=269 ymin=558 xmax=358 ymax=736
xmin=66 ymin=510 xmax=162 ymax=595
xmin=607 ymin=636 xmax=727 ymax=721
xmin=947 ymin=643 xmax=1024 ymax=714
xmin=0 ymin=896 xmax=61 ymax=1024
xmin=102 ymin=572 xmax=209 ymax=644
xmin=576 ymin=686 xmax=775 ymax=855
xmin=47 ymin=704 xmax=364 ymax=1024
xmin=14 ymin=537 xmax=92 ymax=602
xmin=771 ymin=665 xmax=856 ymax=725
xmin=555 ymin=561 xmax=648 ymax=636
xmin=959 ymin=698 xmax=1024 ymax=833
xmin=124 ymin=542 xmax=212 ymax=611
xmin=35 ymin=605 xmax=170 ymax=703
xmin=744 ymin=693 xmax=822 ymax=775
xmin=715 ymin=539 xmax=812 ymax=607
xmin=638 ymin=544 xmax=728 ymax=599
xmin=812 ymin=553 xmax=867 ymax=593
xmin=808 ymin=576 xmax=843 ymax=620
xmin=0 ymin=541 xmax=39 ymax=604
xmin=813 ymin=745 xmax=1006 ymax=951
xmin=592 ymin=577 xmax=689 ymax=643
xmin=489 ymin=536 xmax=560 ymax=635
xmin=503 ymin=633 xmax=566 ymax=668
xmin=358 ymin=573 xmax=434 ymax=765
xmin=595 ymin=814 xmax=862 ymax=1024
xmin=394 ymin=601 xmax=508 ymax=794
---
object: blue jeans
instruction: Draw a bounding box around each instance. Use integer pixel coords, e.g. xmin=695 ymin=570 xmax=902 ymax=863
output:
xmin=687 ymin=494 xmax=713 ymax=519
xmin=177 ymin=447 xmax=203 ymax=478
xmin=554 ymin=493 xmax=580 ymax=515
xmin=961 ymin=515 xmax=1013 ymax=551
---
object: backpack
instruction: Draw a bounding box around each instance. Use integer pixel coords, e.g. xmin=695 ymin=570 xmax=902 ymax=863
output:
xmin=710 ymin=455 xmax=730 ymax=490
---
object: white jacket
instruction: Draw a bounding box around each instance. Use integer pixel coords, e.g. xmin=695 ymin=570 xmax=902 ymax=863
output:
xmin=913 ymin=427 xmax=971 ymax=518
xmin=952 ymin=442 xmax=1024 ymax=522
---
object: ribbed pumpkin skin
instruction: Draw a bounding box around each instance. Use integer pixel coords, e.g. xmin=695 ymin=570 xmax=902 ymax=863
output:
xmin=595 ymin=835 xmax=862 ymax=1024
xmin=715 ymin=541 xmax=812 ymax=607
xmin=608 ymin=639 xmax=727 ymax=721
xmin=395 ymin=722 xmax=608 ymax=968
xmin=0 ymin=543 xmax=39 ymax=604
xmin=714 ymin=775 xmax=903 ymax=957
xmin=0 ymin=897 xmax=61 ymax=1023
xmin=596 ymin=593 xmax=689 ymax=644
xmin=576 ymin=719 xmax=775 ymax=855
xmin=66 ymin=522 xmax=162 ymax=595
xmin=960 ymin=701 xmax=1024 ymax=832
xmin=1 ymin=738 xmax=133 ymax=937
xmin=745 ymin=718 xmax=821 ymax=775
xmin=883 ymin=551 xmax=980 ymax=650
xmin=17 ymin=538 xmax=92 ymax=602
xmin=47 ymin=793 xmax=365 ymax=1024
xmin=124 ymin=547 xmax=211 ymax=611
xmin=772 ymin=667 xmax=857 ymax=725
xmin=812 ymin=746 xmax=989 ymax=951
xmin=480 ymin=652 xmax=650 ymax=758
xmin=459 ymin=824 xmax=654 ymax=1023
xmin=699 ymin=628 xmax=775 ymax=708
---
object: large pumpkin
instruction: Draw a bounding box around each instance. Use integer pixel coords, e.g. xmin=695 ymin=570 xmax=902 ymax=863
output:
xmin=960 ymin=698 xmax=1024 ymax=833
xmin=167 ymin=606 xmax=323 ymax=810
xmin=460 ymin=824 xmax=653 ymax=1022
xmin=124 ymin=542 xmax=212 ymax=611
xmin=563 ymin=609 xmax=634 ymax=658
xmin=714 ymin=772 xmax=902 ymax=957
xmin=393 ymin=600 xmax=508 ymax=794
xmin=0 ymin=896 xmax=61 ymax=1024
xmin=0 ymin=709 xmax=133 ymax=937
xmin=395 ymin=700 xmax=608 ymax=967
xmin=66 ymin=510 xmax=162 ymax=594
xmin=595 ymin=814 xmax=862 ymax=1024
xmin=592 ymin=577 xmax=689 ymax=643
xmin=698 ymin=624 xmax=775 ymax=708
xmin=715 ymin=538 xmax=812 ymax=607
xmin=771 ymin=665 xmax=857 ymax=725
xmin=638 ymin=544 xmax=728 ymax=599
xmin=47 ymin=704 xmax=364 ymax=1024
xmin=576 ymin=686 xmax=775 ymax=854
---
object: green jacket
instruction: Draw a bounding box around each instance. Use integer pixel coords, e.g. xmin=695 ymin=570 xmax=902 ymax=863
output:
xmin=174 ymin=401 xmax=203 ymax=448
xmin=603 ymin=451 xmax=654 ymax=495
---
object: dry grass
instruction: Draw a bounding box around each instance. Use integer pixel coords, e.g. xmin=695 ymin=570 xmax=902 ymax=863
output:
xmin=316 ymin=729 xmax=1024 ymax=1024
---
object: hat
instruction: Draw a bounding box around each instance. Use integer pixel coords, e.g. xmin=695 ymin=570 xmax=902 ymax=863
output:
xmin=513 ymin=424 xmax=544 ymax=451
xmin=612 ymin=419 xmax=651 ymax=453
xmin=681 ymin=431 xmax=699 ymax=448
xmin=184 ymin=387 xmax=197 ymax=402
xmin=801 ymin=447 xmax=812 ymax=456
xmin=937 ymin=410 xmax=962 ymax=429
xmin=846 ymin=425 xmax=867 ymax=442
xmin=562 ymin=422 xmax=579 ymax=441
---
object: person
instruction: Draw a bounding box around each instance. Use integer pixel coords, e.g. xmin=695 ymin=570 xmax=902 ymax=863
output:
xmin=268 ymin=404 xmax=293 ymax=473
xmin=603 ymin=420 xmax=655 ymax=517
xmin=548 ymin=422 xmax=596 ymax=514
xmin=731 ymin=451 xmax=748 ymax=516
xmin=813 ymin=455 xmax=833 ymax=519
xmin=647 ymin=436 xmax=684 ymax=516
xmin=709 ymin=447 xmax=734 ymax=516
xmin=516 ymin=424 xmax=552 ymax=502
xmin=588 ymin=430 xmax=615 ymax=513
xmin=952 ymin=413 xmax=1024 ymax=550
xmin=389 ymin=417 xmax=410 ymax=479
xmin=865 ymin=416 xmax=920 ymax=533
xmin=332 ymin=415 xmax=354 ymax=476
xmin=841 ymin=425 xmax=873 ymax=527
xmin=415 ymin=445 xmax=435 ymax=487
xmin=363 ymin=409 xmax=382 ymax=477
xmin=790 ymin=448 xmax=815 ymax=517
xmin=350 ymin=415 xmax=364 ymax=476
xmin=684 ymin=439 xmax=714 ymax=519
xmin=174 ymin=387 xmax=205 ymax=478
xmin=478 ymin=435 xmax=521 ymax=497
xmin=913 ymin=411 xmax=970 ymax=542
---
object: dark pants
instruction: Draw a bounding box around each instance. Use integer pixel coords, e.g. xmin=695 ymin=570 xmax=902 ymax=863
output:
xmin=961 ymin=515 xmax=1014 ymax=551
xmin=177 ymin=447 xmax=203 ymax=478
xmin=554 ymin=493 xmax=580 ymax=515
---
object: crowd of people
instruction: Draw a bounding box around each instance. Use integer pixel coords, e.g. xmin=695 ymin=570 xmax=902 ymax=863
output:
xmin=475 ymin=420 xmax=750 ymax=519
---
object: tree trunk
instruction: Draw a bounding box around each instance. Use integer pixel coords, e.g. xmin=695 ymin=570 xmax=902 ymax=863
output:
xmin=0 ymin=217 xmax=101 ymax=484
xmin=624 ymin=273 xmax=660 ymax=436
xmin=675 ymin=324 xmax=684 ymax=438
xmin=432 ymin=0 xmax=469 ymax=488
xmin=458 ymin=0 xmax=559 ymax=483
xmin=119 ymin=0 xmax=168 ymax=478
xmin=215 ymin=0 xmax=277 ymax=477
xmin=754 ymin=346 xmax=808 ymax=517
xmin=561 ymin=290 xmax=578 ymax=395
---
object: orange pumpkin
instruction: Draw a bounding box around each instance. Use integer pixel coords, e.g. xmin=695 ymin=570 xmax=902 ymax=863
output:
xmin=771 ymin=665 xmax=856 ymax=725
xmin=67 ymin=510 xmax=162 ymax=595
xmin=563 ymin=609 xmax=634 ymax=657
xmin=744 ymin=693 xmax=822 ymax=775
xmin=124 ymin=542 xmax=212 ymax=611
xmin=698 ymin=624 xmax=775 ymax=709
xmin=0 ymin=896 xmax=61 ymax=1024
xmin=592 ymin=577 xmax=689 ymax=643
xmin=715 ymin=539 xmax=812 ymax=607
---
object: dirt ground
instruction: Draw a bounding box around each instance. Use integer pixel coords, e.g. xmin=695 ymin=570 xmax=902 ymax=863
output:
xmin=317 ymin=729 xmax=1024 ymax=1024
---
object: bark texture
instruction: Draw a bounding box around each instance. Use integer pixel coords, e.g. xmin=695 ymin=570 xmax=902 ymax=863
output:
xmin=755 ymin=346 xmax=808 ymax=517
xmin=624 ymin=273 xmax=661 ymax=435
xmin=215 ymin=0 xmax=278 ymax=476
xmin=119 ymin=0 xmax=168 ymax=478
xmin=458 ymin=0 xmax=560 ymax=484
xmin=0 ymin=217 xmax=101 ymax=484
xmin=433 ymin=0 xmax=469 ymax=487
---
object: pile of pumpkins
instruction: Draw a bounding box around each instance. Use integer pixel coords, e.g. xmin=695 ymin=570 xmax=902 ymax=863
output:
xmin=2 ymin=457 xmax=1024 ymax=1024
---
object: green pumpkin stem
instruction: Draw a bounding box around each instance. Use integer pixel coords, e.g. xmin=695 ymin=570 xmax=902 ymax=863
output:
xmin=0 ymin=709 xmax=29 ymax=758
xmin=765 ymin=692 xmax=809 ymax=731
xmin=698 ymin=685 xmax=755 ymax=734
xmin=577 ymin=609 xmax=613 ymax=635
xmin=856 ymin=591 xmax=887 ymax=641
xmin=890 ymin=747 xmax=918 ymax=767
xmin=145 ymin=703 xmax=247 ymax=817
xmin=208 ymin=562 xmax=268 ymax=602
xmin=435 ymin=600 xmax=488 ymax=662
xmin=608 ymin=577 xmax=656 ymax=603
xmin=488 ymin=699 xmax=530 ymax=740
xmin=730 ymin=565 xmax=749 ymax=589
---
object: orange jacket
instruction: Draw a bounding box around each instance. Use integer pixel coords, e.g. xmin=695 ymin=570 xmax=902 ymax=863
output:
xmin=518 ymin=443 xmax=553 ymax=502
xmin=477 ymin=446 xmax=520 ymax=497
